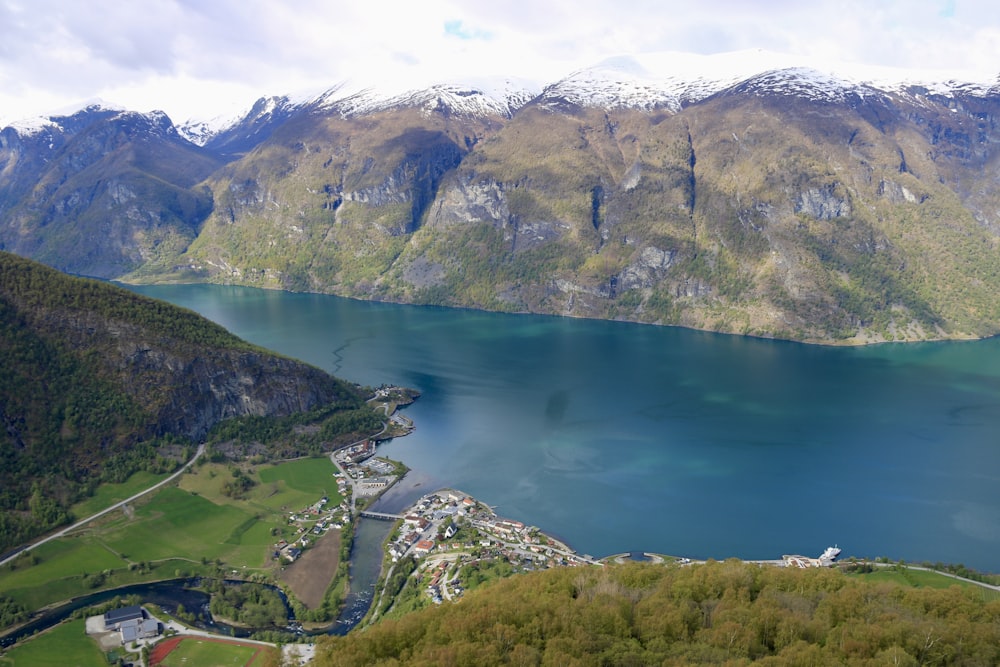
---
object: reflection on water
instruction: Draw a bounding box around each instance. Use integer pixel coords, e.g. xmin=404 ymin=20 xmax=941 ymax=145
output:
xmin=130 ymin=284 xmax=1000 ymax=572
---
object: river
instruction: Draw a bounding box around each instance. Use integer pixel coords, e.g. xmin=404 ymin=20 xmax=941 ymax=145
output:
xmin=0 ymin=579 xmax=290 ymax=647
xmin=129 ymin=284 xmax=1000 ymax=572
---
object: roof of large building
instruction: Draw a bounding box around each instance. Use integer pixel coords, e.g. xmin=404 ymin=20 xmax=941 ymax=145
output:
xmin=104 ymin=605 xmax=144 ymax=627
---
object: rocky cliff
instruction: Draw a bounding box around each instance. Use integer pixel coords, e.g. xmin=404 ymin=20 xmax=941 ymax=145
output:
xmin=4 ymin=59 xmax=1000 ymax=344
xmin=1 ymin=251 xmax=358 ymax=440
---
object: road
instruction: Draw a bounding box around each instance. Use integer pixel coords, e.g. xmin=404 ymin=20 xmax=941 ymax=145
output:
xmin=329 ymin=403 xmax=394 ymax=514
xmin=0 ymin=444 xmax=205 ymax=568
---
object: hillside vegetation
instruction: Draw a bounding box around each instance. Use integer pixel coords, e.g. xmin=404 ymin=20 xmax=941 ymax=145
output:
xmin=169 ymin=89 xmax=1000 ymax=344
xmin=313 ymin=560 xmax=1000 ymax=666
xmin=5 ymin=77 xmax=1000 ymax=343
xmin=0 ymin=252 xmax=370 ymax=552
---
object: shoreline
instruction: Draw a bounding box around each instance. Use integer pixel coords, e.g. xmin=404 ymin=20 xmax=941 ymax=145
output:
xmin=121 ymin=278 xmax=998 ymax=348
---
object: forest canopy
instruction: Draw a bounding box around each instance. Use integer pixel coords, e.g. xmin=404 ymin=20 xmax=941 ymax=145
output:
xmin=314 ymin=559 xmax=1000 ymax=666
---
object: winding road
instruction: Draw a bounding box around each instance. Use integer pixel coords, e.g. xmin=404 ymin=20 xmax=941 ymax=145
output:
xmin=0 ymin=444 xmax=205 ymax=569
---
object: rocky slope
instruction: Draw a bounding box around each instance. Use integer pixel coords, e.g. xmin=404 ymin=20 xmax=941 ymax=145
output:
xmin=4 ymin=54 xmax=1000 ymax=344
xmin=0 ymin=251 xmax=365 ymax=550
xmin=0 ymin=105 xmax=220 ymax=278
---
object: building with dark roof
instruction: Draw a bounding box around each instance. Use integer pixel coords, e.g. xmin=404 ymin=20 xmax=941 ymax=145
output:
xmin=103 ymin=605 xmax=144 ymax=631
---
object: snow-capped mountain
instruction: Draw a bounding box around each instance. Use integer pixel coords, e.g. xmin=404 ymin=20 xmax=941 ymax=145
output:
xmin=309 ymin=78 xmax=540 ymax=119
xmin=2 ymin=102 xmax=180 ymax=143
xmin=536 ymin=50 xmax=1000 ymax=110
xmin=11 ymin=50 xmax=996 ymax=148
xmin=177 ymin=95 xmax=300 ymax=154
xmin=4 ymin=50 xmax=1000 ymax=345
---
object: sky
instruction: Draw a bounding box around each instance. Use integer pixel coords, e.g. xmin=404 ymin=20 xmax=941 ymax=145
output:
xmin=1 ymin=0 xmax=998 ymax=126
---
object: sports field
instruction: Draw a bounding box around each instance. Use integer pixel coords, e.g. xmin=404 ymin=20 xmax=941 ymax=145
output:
xmin=150 ymin=636 xmax=277 ymax=667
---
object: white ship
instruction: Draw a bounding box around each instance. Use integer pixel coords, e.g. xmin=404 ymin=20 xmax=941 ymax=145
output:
xmin=820 ymin=545 xmax=841 ymax=561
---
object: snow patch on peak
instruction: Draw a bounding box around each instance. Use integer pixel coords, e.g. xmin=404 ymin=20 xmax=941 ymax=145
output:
xmin=540 ymin=60 xmax=683 ymax=111
xmin=307 ymin=76 xmax=539 ymax=119
xmin=5 ymin=100 xmax=152 ymax=138
xmin=537 ymin=50 xmax=1000 ymax=112
xmin=537 ymin=50 xmax=806 ymax=111
xmin=7 ymin=115 xmax=60 ymax=137
xmin=179 ymin=95 xmax=292 ymax=146
xmin=729 ymin=67 xmax=879 ymax=103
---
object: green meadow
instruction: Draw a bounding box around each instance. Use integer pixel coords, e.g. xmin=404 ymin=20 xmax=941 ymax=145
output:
xmin=849 ymin=565 xmax=1000 ymax=600
xmin=0 ymin=457 xmax=345 ymax=613
xmin=69 ymin=470 xmax=171 ymax=519
xmin=257 ymin=457 xmax=342 ymax=509
xmin=0 ymin=619 xmax=106 ymax=667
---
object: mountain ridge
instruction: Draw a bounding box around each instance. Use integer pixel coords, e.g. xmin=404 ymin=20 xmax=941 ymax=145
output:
xmin=3 ymin=51 xmax=1000 ymax=344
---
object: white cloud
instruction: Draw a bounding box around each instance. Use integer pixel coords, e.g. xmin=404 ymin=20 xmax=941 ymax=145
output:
xmin=1 ymin=0 xmax=998 ymax=126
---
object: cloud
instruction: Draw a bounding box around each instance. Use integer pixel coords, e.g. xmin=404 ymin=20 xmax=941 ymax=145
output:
xmin=1 ymin=0 xmax=999 ymax=125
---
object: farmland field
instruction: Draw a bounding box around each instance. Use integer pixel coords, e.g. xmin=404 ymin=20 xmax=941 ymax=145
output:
xmin=0 ymin=457 xmax=350 ymax=613
xmin=70 ymin=470 xmax=171 ymax=519
xmin=256 ymin=457 xmax=343 ymax=509
xmin=178 ymin=458 xmax=342 ymax=513
xmin=0 ymin=539 xmax=129 ymax=609
xmin=0 ymin=619 xmax=106 ymax=667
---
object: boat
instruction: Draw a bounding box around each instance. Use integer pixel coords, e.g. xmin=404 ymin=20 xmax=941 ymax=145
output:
xmin=819 ymin=545 xmax=841 ymax=561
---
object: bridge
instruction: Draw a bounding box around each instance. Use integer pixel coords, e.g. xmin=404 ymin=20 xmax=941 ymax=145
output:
xmin=359 ymin=511 xmax=404 ymax=522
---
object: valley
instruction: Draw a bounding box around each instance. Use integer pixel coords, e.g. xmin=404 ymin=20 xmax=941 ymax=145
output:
xmin=3 ymin=49 xmax=1000 ymax=666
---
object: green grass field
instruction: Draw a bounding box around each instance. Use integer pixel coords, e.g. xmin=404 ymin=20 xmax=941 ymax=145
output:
xmin=100 ymin=486 xmax=275 ymax=566
xmin=0 ymin=619 xmax=106 ymax=667
xmin=157 ymin=638 xmax=266 ymax=667
xmin=180 ymin=458 xmax=342 ymax=514
xmin=255 ymin=457 xmax=343 ymax=511
xmin=0 ymin=539 xmax=130 ymax=609
xmin=0 ymin=457 xmax=348 ymax=613
xmin=850 ymin=566 xmax=1000 ymax=600
xmin=70 ymin=470 xmax=171 ymax=518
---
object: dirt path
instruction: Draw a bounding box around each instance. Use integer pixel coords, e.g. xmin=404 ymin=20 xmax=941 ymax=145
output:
xmin=280 ymin=529 xmax=342 ymax=609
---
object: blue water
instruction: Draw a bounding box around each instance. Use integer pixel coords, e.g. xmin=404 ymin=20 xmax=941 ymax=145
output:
xmin=129 ymin=284 xmax=1000 ymax=572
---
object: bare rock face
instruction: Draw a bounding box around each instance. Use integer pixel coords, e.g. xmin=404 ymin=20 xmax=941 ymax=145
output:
xmin=620 ymin=246 xmax=677 ymax=290
xmin=428 ymin=176 xmax=512 ymax=228
xmin=117 ymin=339 xmax=347 ymax=440
xmin=795 ymin=185 xmax=852 ymax=220
xmin=7 ymin=261 xmax=355 ymax=442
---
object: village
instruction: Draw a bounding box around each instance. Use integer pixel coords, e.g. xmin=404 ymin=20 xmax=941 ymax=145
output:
xmin=280 ymin=386 xmax=843 ymax=612
xmin=376 ymin=489 xmax=600 ymax=606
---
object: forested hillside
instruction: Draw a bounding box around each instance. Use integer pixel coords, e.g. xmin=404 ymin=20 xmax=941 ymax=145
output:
xmin=314 ymin=560 xmax=1000 ymax=666
xmin=0 ymin=252 xmax=370 ymax=552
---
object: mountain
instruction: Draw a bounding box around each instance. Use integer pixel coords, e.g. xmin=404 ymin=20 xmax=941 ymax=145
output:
xmin=0 ymin=104 xmax=221 ymax=279
xmin=0 ymin=251 xmax=366 ymax=551
xmin=4 ymin=52 xmax=1000 ymax=344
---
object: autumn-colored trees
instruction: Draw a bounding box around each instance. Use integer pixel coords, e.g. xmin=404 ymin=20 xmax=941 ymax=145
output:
xmin=312 ymin=560 xmax=1000 ymax=666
